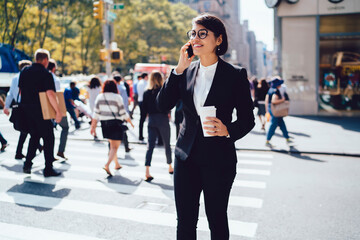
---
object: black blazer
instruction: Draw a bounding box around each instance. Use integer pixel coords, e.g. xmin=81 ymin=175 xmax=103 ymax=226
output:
xmin=157 ymin=58 xmax=255 ymax=163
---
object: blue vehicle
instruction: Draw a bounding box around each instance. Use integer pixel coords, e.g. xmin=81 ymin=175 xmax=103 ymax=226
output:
xmin=0 ymin=43 xmax=32 ymax=101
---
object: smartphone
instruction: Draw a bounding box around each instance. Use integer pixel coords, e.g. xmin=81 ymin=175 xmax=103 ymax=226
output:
xmin=187 ymin=44 xmax=194 ymax=58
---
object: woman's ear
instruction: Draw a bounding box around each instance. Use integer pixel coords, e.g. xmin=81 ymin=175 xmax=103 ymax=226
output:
xmin=217 ymin=34 xmax=223 ymax=45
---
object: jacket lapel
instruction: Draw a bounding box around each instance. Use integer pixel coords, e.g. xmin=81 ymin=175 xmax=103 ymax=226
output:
xmin=186 ymin=61 xmax=200 ymax=115
xmin=203 ymin=58 xmax=224 ymax=107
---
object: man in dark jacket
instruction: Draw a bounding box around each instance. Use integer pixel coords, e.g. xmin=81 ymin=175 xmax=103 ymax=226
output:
xmin=19 ymin=48 xmax=62 ymax=177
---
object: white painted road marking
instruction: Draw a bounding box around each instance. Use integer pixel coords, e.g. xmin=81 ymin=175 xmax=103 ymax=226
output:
xmin=0 ymin=192 xmax=258 ymax=238
xmin=0 ymin=222 xmax=106 ymax=240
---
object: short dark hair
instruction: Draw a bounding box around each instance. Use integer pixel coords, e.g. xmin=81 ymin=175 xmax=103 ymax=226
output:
xmin=141 ymin=73 xmax=148 ymax=79
xmin=18 ymin=60 xmax=32 ymax=70
xmin=34 ymin=49 xmax=50 ymax=62
xmin=70 ymin=81 xmax=76 ymax=87
xmin=89 ymin=77 xmax=101 ymax=89
xmin=113 ymin=75 xmax=122 ymax=83
xmin=47 ymin=59 xmax=56 ymax=71
xmin=193 ymin=14 xmax=228 ymax=56
xmin=102 ymin=80 xmax=118 ymax=94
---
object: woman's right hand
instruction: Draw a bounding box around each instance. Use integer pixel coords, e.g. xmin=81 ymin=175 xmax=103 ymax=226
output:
xmin=175 ymin=42 xmax=195 ymax=74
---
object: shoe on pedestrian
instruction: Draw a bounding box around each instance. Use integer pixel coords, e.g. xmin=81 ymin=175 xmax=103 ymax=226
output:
xmin=265 ymin=141 xmax=272 ymax=147
xmin=75 ymin=125 xmax=81 ymax=130
xmin=103 ymin=167 xmax=113 ymax=177
xmin=15 ymin=153 xmax=26 ymax=160
xmin=125 ymin=147 xmax=132 ymax=153
xmin=145 ymin=176 xmax=154 ymax=182
xmin=286 ymin=138 xmax=293 ymax=144
xmin=23 ymin=167 xmax=31 ymax=174
xmin=57 ymin=152 xmax=68 ymax=160
xmin=1 ymin=143 xmax=9 ymax=152
xmin=43 ymin=169 xmax=61 ymax=177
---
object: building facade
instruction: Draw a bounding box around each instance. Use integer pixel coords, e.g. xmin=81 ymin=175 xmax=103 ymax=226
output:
xmin=270 ymin=0 xmax=360 ymax=115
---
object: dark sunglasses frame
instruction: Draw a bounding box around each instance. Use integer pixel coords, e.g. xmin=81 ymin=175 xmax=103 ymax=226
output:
xmin=187 ymin=29 xmax=209 ymax=40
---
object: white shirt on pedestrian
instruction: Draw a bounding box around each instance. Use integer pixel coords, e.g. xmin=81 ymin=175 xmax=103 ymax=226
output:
xmin=51 ymin=72 xmax=61 ymax=91
xmin=137 ymin=79 xmax=147 ymax=102
xmin=88 ymin=86 xmax=101 ymax=113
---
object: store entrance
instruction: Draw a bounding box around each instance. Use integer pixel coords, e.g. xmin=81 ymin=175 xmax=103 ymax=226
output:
xmin=318 ymin=14 xmax=360 ymax=112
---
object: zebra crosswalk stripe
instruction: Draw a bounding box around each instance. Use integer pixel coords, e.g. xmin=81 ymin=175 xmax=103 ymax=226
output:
xmin=0 ymin=191 xmax=258 ymax=238
xmin=0 ymin=222 xmax=106 ymax=240
xmin=0 ymin=160 xmax=268 ymax=189
xmin=0 ymin=170 xmax=263 ymax=208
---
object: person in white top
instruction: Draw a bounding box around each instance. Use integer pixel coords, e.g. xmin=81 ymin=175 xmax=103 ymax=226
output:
xmin=3 ymin=60 xmax=41 ymax=160
xmin=156 ymin=14 xmax=255 ymax=239
xmin=136 ymin=72 xmax=148 ymax=141
xmin=88 ymin=77 xmax=102 ymax=114
xmin=47 ymin=59 xmax=69 ymax=160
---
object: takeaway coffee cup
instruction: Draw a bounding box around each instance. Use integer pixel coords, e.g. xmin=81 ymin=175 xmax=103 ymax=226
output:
xmin=199 ymin=106 xmax=216 ymax=137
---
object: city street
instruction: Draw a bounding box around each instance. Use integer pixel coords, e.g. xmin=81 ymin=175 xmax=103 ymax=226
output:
xmin=0 ymin=110 xmax=359 ymax=240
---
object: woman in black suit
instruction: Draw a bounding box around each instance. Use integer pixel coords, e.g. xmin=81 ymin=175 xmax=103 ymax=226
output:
xmin=157 ymin=14 xmax=255 ymax=240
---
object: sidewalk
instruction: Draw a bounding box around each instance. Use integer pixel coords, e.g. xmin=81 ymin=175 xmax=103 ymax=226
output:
xmin=236 ymin=115 xmax=360 ymax=156
xmin=1 ymin=111 xmax=359 ymax=157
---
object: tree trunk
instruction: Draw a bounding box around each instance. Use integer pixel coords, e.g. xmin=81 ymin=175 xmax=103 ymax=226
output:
xmin=39 ymin=7 xmax=51 ymax=48
xmin=2 ymin=0 xmax=9 ymax=43
xmin=10 ymin=0 xmax=28 ymax=47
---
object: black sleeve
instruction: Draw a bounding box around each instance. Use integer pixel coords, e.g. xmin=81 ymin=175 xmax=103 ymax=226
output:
xmin=156 ymin=69 xmax=184 ymax=112
xmin=142 ymin=90 xmax=149 ymax=116
xmin=124 ymin=82 xmax=130 ymax=97
xmin=226 ymin=68 xmax=255 ymax=142
xmin=42 ymin=71 xmax=56 ymax=92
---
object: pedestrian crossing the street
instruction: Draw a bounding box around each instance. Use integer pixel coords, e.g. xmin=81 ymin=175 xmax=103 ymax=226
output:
xmin=0 ymin=138 xmax=274 ymax=239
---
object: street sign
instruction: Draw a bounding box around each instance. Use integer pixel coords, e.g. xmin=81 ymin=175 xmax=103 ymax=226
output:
xmin=113 ymin=3 xmax=124 ymax=9
xmin=108 ymin=11 xmax=117 ymax=22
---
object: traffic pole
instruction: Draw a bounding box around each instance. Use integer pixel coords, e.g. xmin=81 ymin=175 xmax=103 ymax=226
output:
xmin=103 ymin=0 xmax=112 ymax=78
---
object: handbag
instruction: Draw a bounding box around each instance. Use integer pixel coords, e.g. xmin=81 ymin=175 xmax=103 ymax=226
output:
xmin=271 ymin=101 xmax=290 ymax=117
xmin=9 ymin=93 xmax=29 ymax=132
xmin=103 ymin=95 xmax=128 ymax=131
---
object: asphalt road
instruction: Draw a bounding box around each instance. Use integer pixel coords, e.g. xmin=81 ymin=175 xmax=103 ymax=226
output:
xmin=0 ymin=117 xmax=359 ymax=240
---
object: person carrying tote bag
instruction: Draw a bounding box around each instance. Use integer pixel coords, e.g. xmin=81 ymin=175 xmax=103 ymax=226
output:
xmin=265 ymin=77 xmax=292 ymax=146
xmin=90 ymin=80 xmax=134 ymax=177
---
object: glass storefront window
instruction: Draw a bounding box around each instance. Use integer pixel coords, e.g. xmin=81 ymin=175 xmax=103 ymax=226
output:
xmin=319 ymin=14 xmax=360 ymax=112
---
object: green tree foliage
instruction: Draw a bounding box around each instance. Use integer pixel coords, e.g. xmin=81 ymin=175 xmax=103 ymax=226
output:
xmin=0 ymin=0 xmax=197 ymax=75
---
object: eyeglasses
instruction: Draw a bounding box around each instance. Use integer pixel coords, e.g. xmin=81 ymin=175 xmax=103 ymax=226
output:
xmin=187 ymin=29 xmax=209 ymax=40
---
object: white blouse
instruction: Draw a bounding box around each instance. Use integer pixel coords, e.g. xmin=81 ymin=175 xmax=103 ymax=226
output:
xmin=193 ymin=61 xmax=218 ymax=115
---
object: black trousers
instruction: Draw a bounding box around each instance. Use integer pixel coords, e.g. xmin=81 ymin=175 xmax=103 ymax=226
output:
xmin=16 ymin=132 xmax=28 ymax=155
xmin=138 ymin=101 xmax=146 ymax=140
xmin=22 ymin=106 xmax=55 ymax=172
xmin=174 ymin=153 xmax=236 ymax=240
xmin=16 ymin=132 xmax=42 ymax=155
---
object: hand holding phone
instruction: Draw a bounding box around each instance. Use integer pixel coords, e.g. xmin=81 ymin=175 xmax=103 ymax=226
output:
xmin=187 ymin=44 xmax=194 ymax=58
xmin=176 ymin=42 xmax=194 ymax=74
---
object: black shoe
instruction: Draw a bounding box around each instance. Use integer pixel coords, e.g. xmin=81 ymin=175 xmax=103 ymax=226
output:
xmin=44 ymin=169 xmax=61 ymax=177
xmin=23 ymin=167 xmax=31 ymax=174
xmin=144 ymin=176 xmax=154 ymax=182
xmin=1 ymin=143 xmax=9 ymax=152
xmin=125 ymin=147 xmax=132 ymax=153
xmin=15 ymin=153 xmax=26 ymax=160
